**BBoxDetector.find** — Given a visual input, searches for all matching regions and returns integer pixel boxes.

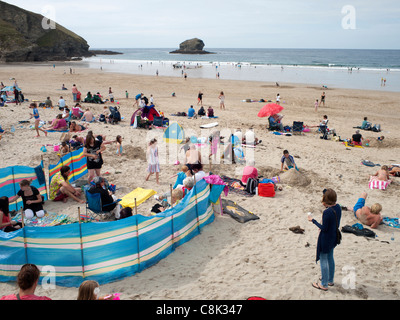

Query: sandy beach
[0,63,399,300]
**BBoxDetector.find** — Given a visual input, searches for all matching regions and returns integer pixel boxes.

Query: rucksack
[245,178,259,195]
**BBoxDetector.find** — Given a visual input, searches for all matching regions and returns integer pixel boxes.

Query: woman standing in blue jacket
[308,188,342,291]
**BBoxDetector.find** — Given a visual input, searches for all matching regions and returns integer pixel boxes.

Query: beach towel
[203,175,229,203]
[120,187,157,208]
[221,199,259,223]
[12,212,74,227]
[344,141,363,148]
[382,217,400,229]
[368,176,391,190]
[220,175,254,197]
[46,129,69,133]
[361,160,381,167]
[271,132,292,136]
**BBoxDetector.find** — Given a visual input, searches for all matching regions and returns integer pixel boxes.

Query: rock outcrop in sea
[0,1,93,62]
[170,38,214,55]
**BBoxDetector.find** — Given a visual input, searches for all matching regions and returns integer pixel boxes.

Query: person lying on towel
[369,165,391,190]
[349,192,383,229]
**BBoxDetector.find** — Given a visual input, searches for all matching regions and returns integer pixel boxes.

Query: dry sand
[0,63,399,300]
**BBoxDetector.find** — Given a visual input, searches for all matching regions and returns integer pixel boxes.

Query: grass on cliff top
[35,22,88,48]
[0,19,29,47]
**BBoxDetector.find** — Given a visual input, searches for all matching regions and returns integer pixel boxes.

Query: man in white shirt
[58,96,66,108]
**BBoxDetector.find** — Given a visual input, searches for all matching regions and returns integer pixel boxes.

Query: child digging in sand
[280,150,298,172]
[116,135,123,156]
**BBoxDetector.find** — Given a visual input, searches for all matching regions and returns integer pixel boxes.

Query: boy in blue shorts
[280,150,298,172]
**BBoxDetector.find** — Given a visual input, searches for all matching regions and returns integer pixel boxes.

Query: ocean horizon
[82,48,400,92]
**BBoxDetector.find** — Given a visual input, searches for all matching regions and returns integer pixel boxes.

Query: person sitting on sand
[71,103,84,119]
[84,92,93,103]
[45,114,68,131]
[59,141,70,157]
[77,280,115,300]
[198,106,206,116]
[58,96,66,108]
[268,114,284,131]
[88,176,121,219]
[44,97,53,108]
[207,106,214,117]
[280,150,298,172]
[361,117,371,130]
[350,192,383,229]
[49,165,84,203]
[0,196,23,232]
[352,130,363,146]
[70,135,85,150]
[188,105,197,119]
[151,189,184,215]
[190,163,207,183]
[241,160,258,186]
[0,264,51,300]
[9,179,45,220]
[155,176,194,204]
[81,108,95,122]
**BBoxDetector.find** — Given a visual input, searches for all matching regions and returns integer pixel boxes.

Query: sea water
[82,48,400,92]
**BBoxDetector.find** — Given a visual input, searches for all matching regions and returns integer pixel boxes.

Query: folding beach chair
[319,120,329,140]
[153,116,164,127]
[83,185,120,221]
[292,121,303,135]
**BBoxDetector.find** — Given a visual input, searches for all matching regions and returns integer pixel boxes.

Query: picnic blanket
[12,212,75,227]
[369,176,391,190]
[220,175,254,197]
[120,187,157,208]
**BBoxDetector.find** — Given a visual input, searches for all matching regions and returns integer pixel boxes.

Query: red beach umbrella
[257,103,284,118]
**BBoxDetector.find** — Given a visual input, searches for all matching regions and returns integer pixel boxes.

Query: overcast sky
[3,0,400,49]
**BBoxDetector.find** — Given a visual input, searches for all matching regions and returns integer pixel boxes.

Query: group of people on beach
[1,73,398,300]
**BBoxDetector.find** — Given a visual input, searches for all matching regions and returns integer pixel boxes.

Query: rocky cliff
[170,38,213,55]
[0,1,93,62]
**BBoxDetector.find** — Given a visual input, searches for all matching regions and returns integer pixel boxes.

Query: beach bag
[99,114,106,122]
[258,183,275,198]
[245,178,258,195]
[342,224,376,238]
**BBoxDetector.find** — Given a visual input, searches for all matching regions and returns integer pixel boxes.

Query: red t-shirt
[1,294,51,300]
[241,166,258,184]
